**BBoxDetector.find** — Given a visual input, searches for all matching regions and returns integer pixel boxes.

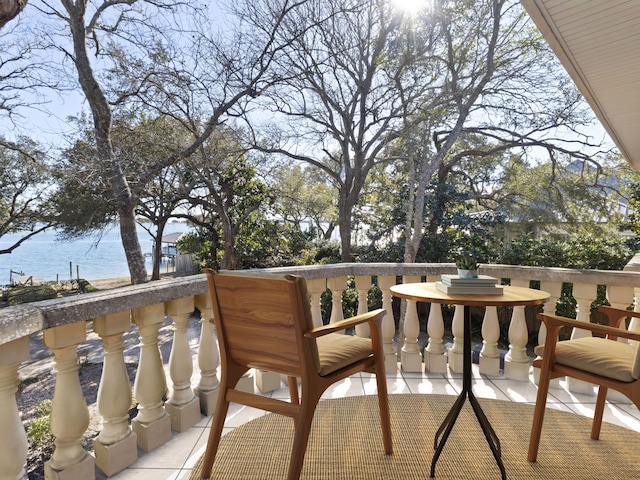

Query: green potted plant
[456,255,479,279]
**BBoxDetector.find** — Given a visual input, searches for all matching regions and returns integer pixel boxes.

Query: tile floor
[101,363,640,480]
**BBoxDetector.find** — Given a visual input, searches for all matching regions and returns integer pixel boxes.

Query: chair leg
[591,386,608,440]
[199,365,245,480]
[374,364,393,454]
[287,391,320,480]
[199,392,231,479]
[528,366,552,462]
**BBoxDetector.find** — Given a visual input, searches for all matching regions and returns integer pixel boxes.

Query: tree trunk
[151,222,166,281]
[0,0,26,29]
[64,0,148,284]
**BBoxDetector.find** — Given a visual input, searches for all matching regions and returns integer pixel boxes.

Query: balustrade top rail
[2,261,640,346]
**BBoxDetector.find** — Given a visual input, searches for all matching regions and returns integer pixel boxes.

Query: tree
[16,0,309,282]
[0,136,56,254]
[396,0,609,263]
[173,127,271,270]
[270,164,338,241]
[249,0,434,261]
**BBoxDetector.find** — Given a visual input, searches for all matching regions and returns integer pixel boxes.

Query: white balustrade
[504,278,530,381]
[327,276,347,327]
[606,285,636,403]
[194,293,220,415]
[479,306,500,376]
[43,322,94,479]
[93,311,138,476]
[447,305,465,373]
[425,302,447,373]
[400,275,422,372]
[567,283,598,394]
[165,297,201,432]
[0,336,29,480]
[131,303,171,451]
[307,278,327,328]
[534,280,563,386]
[354,275,372,338]
[4,262,640,478]
[378,275,399,373]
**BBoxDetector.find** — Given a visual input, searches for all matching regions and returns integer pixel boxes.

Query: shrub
[7,284,57,305]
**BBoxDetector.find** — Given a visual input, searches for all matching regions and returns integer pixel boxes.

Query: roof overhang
[521,0,640,170]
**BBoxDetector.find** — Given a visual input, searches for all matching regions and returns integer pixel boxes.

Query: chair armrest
[538,312,640,343]
[304,309,386,338]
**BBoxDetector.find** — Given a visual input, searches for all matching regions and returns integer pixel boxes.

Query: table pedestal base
[430,306,507,480]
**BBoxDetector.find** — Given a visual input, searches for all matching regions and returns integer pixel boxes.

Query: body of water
[0,223,190,284]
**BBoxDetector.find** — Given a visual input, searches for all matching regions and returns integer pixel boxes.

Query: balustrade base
[479,355,501,377]
[166,397,202,432]
[424,351,448,373]
[132,413,172,452]
[384,354,399,375]
[237,374,254,393]
[447,350,464,374]
[44,454,94,480]
[195,386,220,416]
[401,350,422,372]
[532,366,561,389]
[607,389,632,403]
[504,361,530,382]
[567,377,595,396]
[256,370,281,393]
[94,431,138,476]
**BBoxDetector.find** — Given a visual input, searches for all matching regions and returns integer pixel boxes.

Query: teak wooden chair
[528,305,640,462]
[200,269,393,480]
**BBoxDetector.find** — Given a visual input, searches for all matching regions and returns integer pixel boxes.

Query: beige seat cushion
[316,333,373,376]
[534,337,638,383]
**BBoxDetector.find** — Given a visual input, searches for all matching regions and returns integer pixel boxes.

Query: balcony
[2,261,640,479]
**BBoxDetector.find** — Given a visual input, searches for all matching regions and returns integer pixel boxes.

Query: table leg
[430,305,507,480]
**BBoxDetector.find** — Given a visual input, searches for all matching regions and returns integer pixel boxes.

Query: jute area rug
[190,394,640,479]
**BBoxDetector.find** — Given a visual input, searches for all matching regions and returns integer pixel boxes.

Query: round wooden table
[390,282,550,480]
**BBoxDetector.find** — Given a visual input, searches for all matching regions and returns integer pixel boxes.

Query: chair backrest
[206,270,317,377]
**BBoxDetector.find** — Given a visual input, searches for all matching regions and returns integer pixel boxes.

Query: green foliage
[27,400,55,458]
[455,255,478,270]
[77,279,97,293]
[499,232,632,270]
[297,240,342,265]
[0,136,56,245]
[7,284,57,305]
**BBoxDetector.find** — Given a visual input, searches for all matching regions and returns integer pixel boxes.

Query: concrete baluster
[0,336,29,480]
[307,278,327,328]
[194,293,220,415]
[327,276,347,327]
[504,279,530,381]
[355,275,371,338]
[607,285,637,342]
[606,285,636,403]
[479,306,500,376]
[131,303,171,452]
[533,281,563,386]
[93,312,138,476]
[567,282,598,394]
[425,302,447,373]
[447,305,465,374]
[401,275,422,372]
[165,297,201,432]
[378,275,398,373]
[43,322,94,480]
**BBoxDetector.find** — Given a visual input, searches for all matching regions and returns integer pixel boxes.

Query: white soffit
[521,0,640,169]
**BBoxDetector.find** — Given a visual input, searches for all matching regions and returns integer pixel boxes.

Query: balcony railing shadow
[2,259,640,479]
